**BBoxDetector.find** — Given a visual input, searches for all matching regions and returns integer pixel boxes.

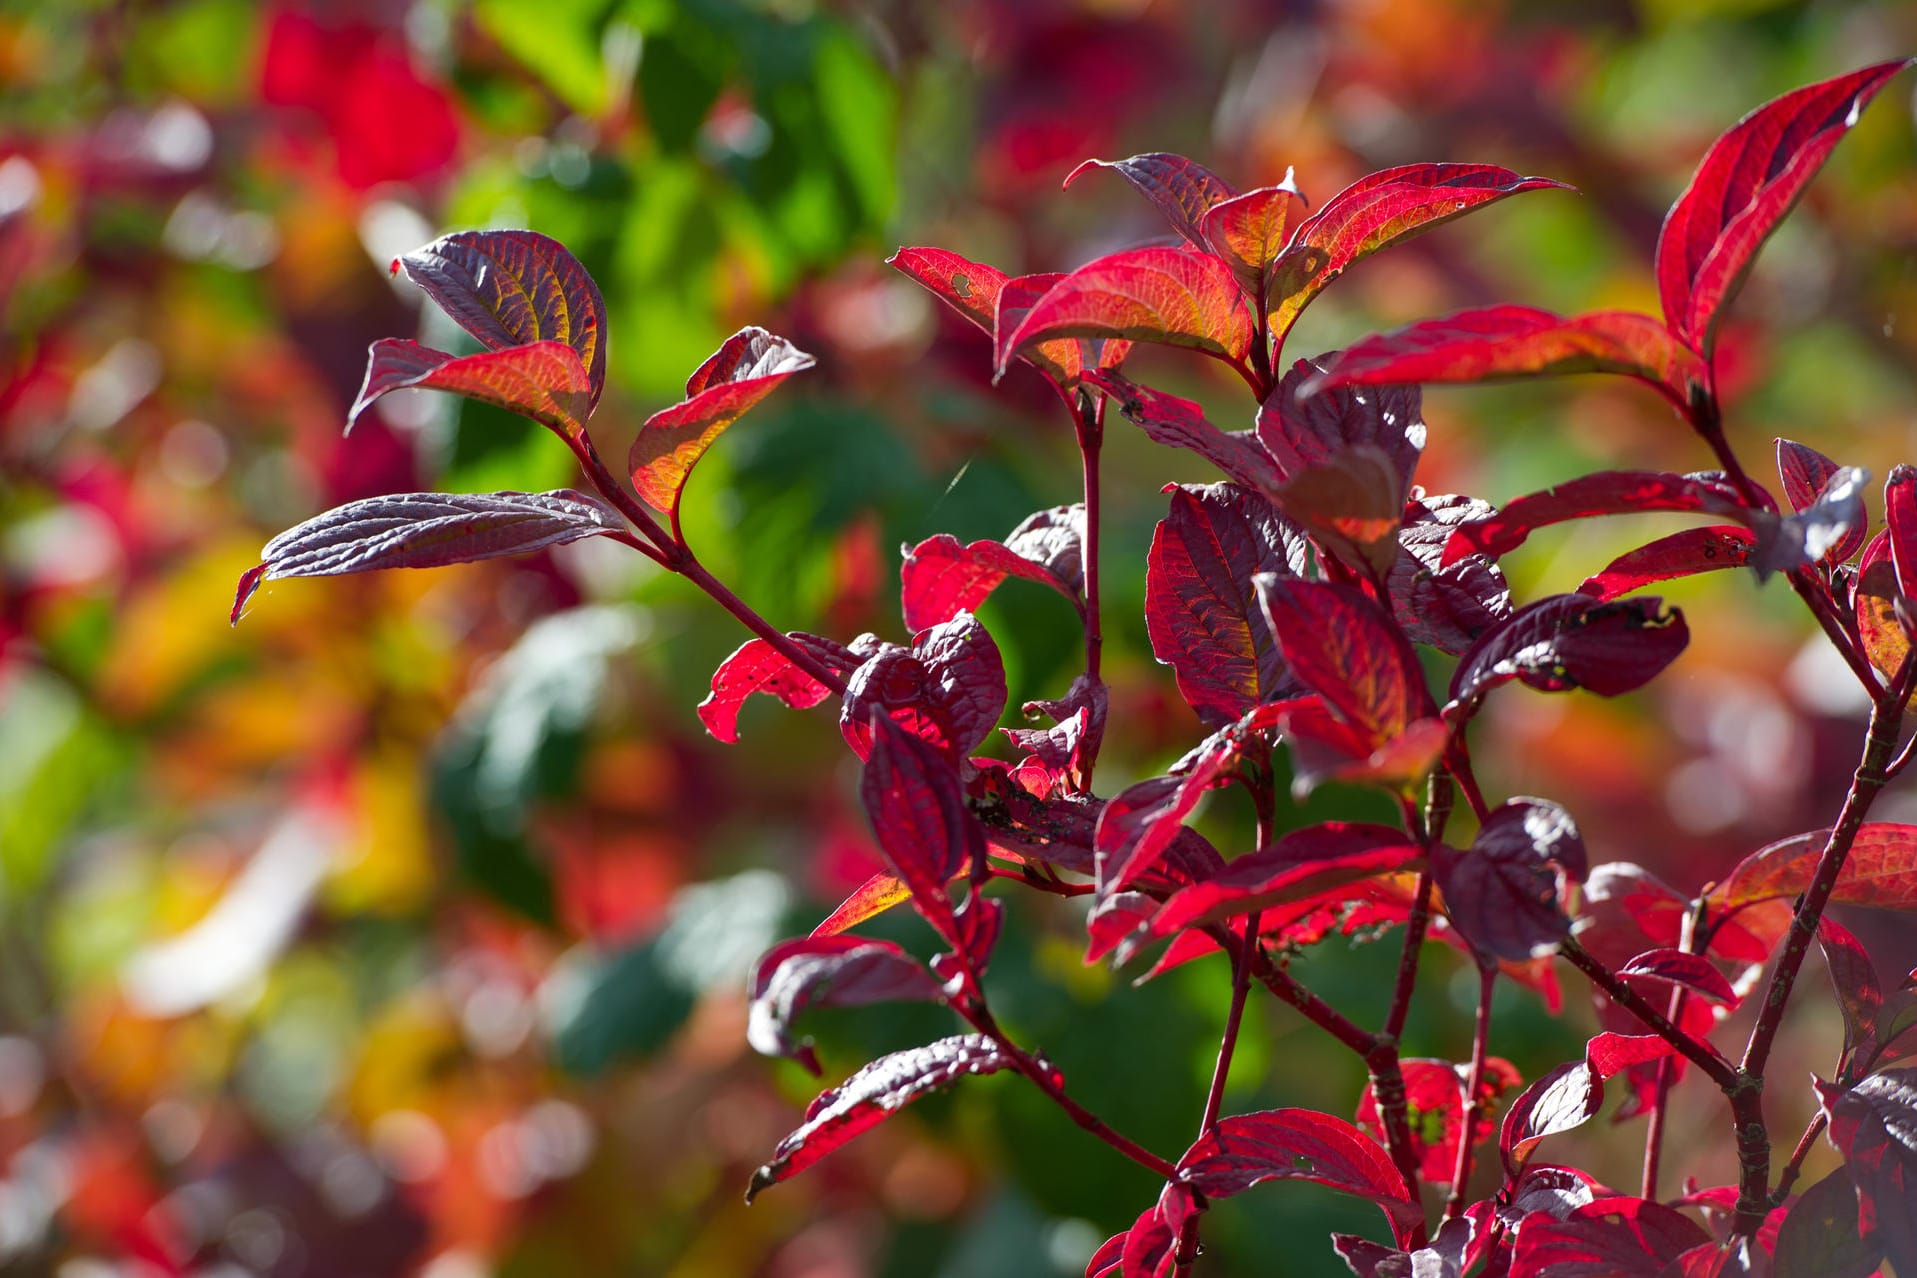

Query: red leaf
[900,513,1082,631]
[1616,948,1738,1006]
[1436,798,1587,963]
[1272,449,1413,578]
[889,247,1118,386]
[996,247,1255,377]
[995,271,1133,387]
[1708,823,1917,911]
[1177,1109,1422,1246]
[1355,1056,1522,1184]
[1817,1067,1917,1277]
[1500,1062,1601,1173]
[1094,727,1253,899]
[1256,578,1425,743]
[1778,439,1868,567]
[1309,306,1708,408]
[1268,165,1571,347]
[1277,702,1451,798]
[1198,175,1307,305]
[810,872,914,938]
[859,715,987,946]
[746,937,943,1074]
[1114,1183,1198,1278]
[1449,594,1689,708]
[1085,370,1285,492]
[1577,527,1756,601]
[1771,1167,1884,1278]
[1145,483,1307,724]
[1583,1033,1677,1082]
[1657,59,1914,355]
[840,613,1008,763]
[1819,916,1884,1079]
[1440,470,1751,567]
[697,633,869,743]
[1391,495,1514,654]
[349,338,593,440]
[1752,466,1869,578]
[1064,152,1237,248]
[1888,465,1917,603]
[230,489,622,623]
[629,326,815,514]
[1510,1196,1712,1277]
[393,230,608,407]
[1259,358,1425,504]
[744,1034,1020,1202]
[1854,529,1914,685]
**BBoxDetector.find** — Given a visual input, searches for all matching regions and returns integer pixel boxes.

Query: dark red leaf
[1007,674,1107,796]
[393,229,609,408]
[1002,505,1089,594]
[1199,175,1307,305]
[841,613,1008,763]
[1178,1109,1422,1246]
[1114,1183,1198,1278]
[1308,307,1708,409]
[1888,465,1917,602]
[1577,527,1757,601]
[1094,728,1252,899]
[1436,798,1587,962]
[1771,1167,1884,1278]
[1439,471,1751,567]
[1709,823,1917,912]
[1500,1063,1600,1173]
[1656,59,1914,355]
[1499,1165,1600,1229]
[1392,495,1513,654]
[1256,577,1425,742]
[629,326,815,514]
[1778,439,1867,567]
[1616,949,1738,1006]
[900,507,1083,632]
[349,338,592,440]
[1450,595,1689,710]
[1268,166,1572,347]
[860,714,987,945]
[746,937,943,1074]
[1752,466,1869,578]
[1064,152,1237,248]
[1819,916,1884,1080]
[1276,701,1451,798]
[1355,1057,1521,1184]
[1145,483,1308,724]
[1817,1067,1917,1277]
[230,489,622,623]
[1510,1196,1712,1277]
[1260,357,1424,494]
[744,1034,1021,1202]
[1085,370,1285,492]
[996,246,1256,377]
[697,633,869,743]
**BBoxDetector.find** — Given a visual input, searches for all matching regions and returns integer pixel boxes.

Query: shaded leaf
[1260,357,1424,493]
[1820,916,1884,1079]
[746,936,943,1074]
[697,633,869,743]
[1500,1062,1601,1172]
[1146,483,1307,724]
[1094,727,1252,899]
[1510,1196,1712,1277]
[1273,446,1415,577]
[1708,823,1917,912]
[1657,59,1915,354]
[1817,1067,1917,1277]
[1771,1167,1884,1278]
[860,714,987,945]
[1616,948,1738,1006]
[1577,527,1756,601]
[1436,798,1587,962]
[1064,151,1237,248]
[1178,1109,1422,1246]
[629,326,816,514]
[745,1034,1020,1202]
[1439,471,1751,567]
[841,613,1008,763]
[1752,466,1869,578]
[349,337,593,439]
[1392,495,1513,654]
[1086,370,1284,492]
[1778,439,1866,566]
[1449,594,1689,710]
[231,489,622,623]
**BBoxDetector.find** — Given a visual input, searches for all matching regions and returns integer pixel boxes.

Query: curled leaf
[746,936,942,1074]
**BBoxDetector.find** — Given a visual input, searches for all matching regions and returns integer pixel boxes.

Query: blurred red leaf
[1708,823,1917,912]
[1178,1109,1422,1246]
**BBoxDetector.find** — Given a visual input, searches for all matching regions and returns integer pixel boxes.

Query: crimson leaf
[1500,1061,1601,1173]
[860,713,987,947]
[1178,1109,1423,1246]
[230,489,623,623]
[1256,577,1425,742]
[629,326,815,515]
[1708,823,1917,912]
[1391,495,1513,654]
[1509,1196,1712,1277]
[697,632,871,743]
[1354,1057,1521,1185]
[349,338,594,441]
[994,271,1132,387]
[1576,527,1756,601]
[840,612,1008,763]
[744,1034,1021,1202]
[1779,439,1867,565]
[746,936,943,1075]
[1615,948,1738,1006]
[1093,723,1262,899]
[900,507,1083,632]
[888,248,1110,385]
[1819,916,1883,1080]
[1064,151,1237,248]
[1657,59,1914,356]
[1436,798,1587,963]
[1449,594,1688,710]
[1439,471,1751,567]
[1199,175,1307,306]
[1817,1067,1917,1277]
[1084,370,1284,492]
[1145,483,1307,724]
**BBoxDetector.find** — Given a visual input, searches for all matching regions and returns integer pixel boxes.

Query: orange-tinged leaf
[1709,823,1917,912]
[1198,173,1306,303]
[349,338,593,440]
[810,872,915,937]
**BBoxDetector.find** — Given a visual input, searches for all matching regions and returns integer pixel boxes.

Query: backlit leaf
[995,271,1132,386]
[1064,151,1237,248]
[349,338,593,440]
[1449,594,1688,709]
[1436,798,1587,962]
[1854,530,1914,687]
[900,512,1083,631]
[629,326,816,514]
[1888,465,1917,602]
[1256,577,1425,742]
[811,872,914,938]
[746,936,942,1074]
[1139,822,1420,941]
[1354,1056,1522,1184]
[1199,175,1306,304]
[1577,527,1756,601]
[1094,726,1253,899]
[1438,471,1750,567]
[1819,916,1883,1080]
[1708,823,1917,912]
[697,633,871,743]
[1657,59,1914,355]
[745,1034,1021,1202]
[1178,1109,1422,1246]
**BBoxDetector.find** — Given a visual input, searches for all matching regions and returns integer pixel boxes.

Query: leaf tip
[1061,157,1103,190]
[230,564,268,626]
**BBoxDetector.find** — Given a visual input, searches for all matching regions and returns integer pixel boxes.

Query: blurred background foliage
[2,0,1916,1274]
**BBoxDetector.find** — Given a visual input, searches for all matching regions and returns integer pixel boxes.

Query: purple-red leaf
[1064,152,1237,248]
[1888,465,1917,603]
[1198,174,1307,304]
[349,338,593,439]
[1260,357,1425,497]
[841,613,1008,763]
[1820,916,1884,1080]
[1753,466,1869,578]
[900,509,1083,632]
[1500,1061,1602,1173]
[1818,1066,1917,1277]
[995,246,1255,377]
[1085,370,1284,492]
[1771,1167,1884,1278]
[1093,727,1254,899]
[746,936,943,1074]
[744,1034,1021,1202]
[1449,594,1689,708]
[1440,471,1751,567]
[1509,1196,1713,1277]
[1436,798,1587,962]
[696,633,869,743]
[629,326,815,515]
[1708,823,1917,912]
[1778,439,1869,567]
[1616,948,1738,1006]
[1114,1183,1198,1278]
[393,229,609,408]
[1256,577,1425,742]
[1576,527,1756,601]
[1308,306,1708,408]
[1392,495,1513,654]
[1273,449,1414,577]
[1145,483,1307,724]
[1657,59,1914,355]
[1178,1109,1422,1246]
[230,489,622,623]
[860,714,987,945]
[1268,165,1571,347]
[1583,1033,1677,1082]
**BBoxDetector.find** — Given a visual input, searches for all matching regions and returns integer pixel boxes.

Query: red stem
[1074,389,1105,689]
[1772,1112,1828,1202]
[1175,905,1262,1276]
[1445,965,1497,1219]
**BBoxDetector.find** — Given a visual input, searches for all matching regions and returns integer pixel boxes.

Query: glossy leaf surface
[859,714,987,945]
[1178,1109,1422,1245]
[1450,595,1688,708]
[1818,1067,1917,1277]
[1436,798,1587,962]
[1500,1062,1600,1172]
[1615,949,1737,1006]
[1086,370,1283,492]
[1392,495,1513,653]
[840,613,1008,763]
[1440,471,1749,566]
[1509,1196,1711,1277]
[900,515,1082,631]
[1771,1168,1883,1278]
[1256,577,1423,742]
